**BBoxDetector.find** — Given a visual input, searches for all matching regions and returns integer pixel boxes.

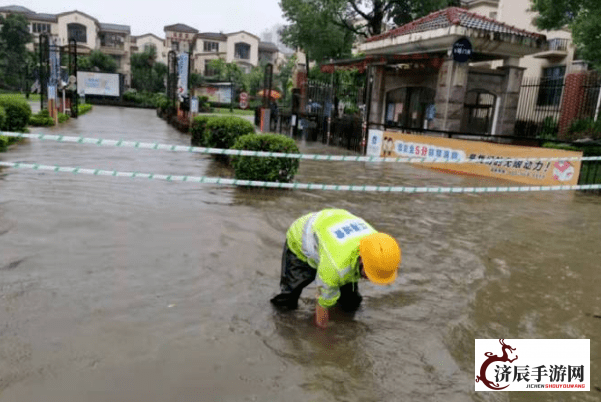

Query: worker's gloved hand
[315,304,329,329]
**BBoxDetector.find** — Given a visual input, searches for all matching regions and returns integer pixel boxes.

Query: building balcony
[100,44,126,55]
[533,38,569,59]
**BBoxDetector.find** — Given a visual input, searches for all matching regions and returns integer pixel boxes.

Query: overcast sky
[15,0,289,39]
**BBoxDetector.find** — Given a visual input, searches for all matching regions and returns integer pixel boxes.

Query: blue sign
[49,46,61,86]
[452,38,473,63]
[426,104,436,121]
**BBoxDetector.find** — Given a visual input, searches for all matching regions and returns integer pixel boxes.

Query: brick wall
[558,72,588,139]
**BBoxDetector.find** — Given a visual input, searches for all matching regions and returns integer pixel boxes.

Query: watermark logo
[475,339,589,391]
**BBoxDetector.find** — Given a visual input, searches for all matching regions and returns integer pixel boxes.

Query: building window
[234,43,250,60]
[204,60,218,76]
[172,41,180,51]
[462,90,496,134]
[67,23,87,43]
[32,23,51,33]
[489,12,497,20]
[204,41,219,52]
[537,66,565,107]
[100,33,125,49]
[144,43,157,52]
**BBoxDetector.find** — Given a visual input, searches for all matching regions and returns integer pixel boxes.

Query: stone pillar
[368,66,386,127]
[495,61,525,135]
[557,72,588,139]
[431,57,469,132]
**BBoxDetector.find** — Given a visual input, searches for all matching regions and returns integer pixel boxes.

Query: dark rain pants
[270,242,362,311]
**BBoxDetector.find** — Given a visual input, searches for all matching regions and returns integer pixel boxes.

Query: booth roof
[366,7,545,43]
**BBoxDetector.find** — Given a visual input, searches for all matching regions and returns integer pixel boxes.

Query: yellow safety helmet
[359,233,401,285]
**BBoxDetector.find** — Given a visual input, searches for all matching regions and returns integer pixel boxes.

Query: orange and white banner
[367,130,583,186]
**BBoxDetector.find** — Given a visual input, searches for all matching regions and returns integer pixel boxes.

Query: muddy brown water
[0,106,600,402]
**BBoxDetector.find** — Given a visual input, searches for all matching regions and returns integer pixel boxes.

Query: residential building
[462,0,586,78]
[131,33,167,64]
[0,5,132,85]
[157,24,297,77]
[0,4,301,89]
[0,5,59,48]
[462,0,596,136]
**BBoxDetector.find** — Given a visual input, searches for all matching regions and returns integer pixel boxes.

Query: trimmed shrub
[58,112,70,123]
[77,103,93,115]
[0,97,32,132]
[190,115,213,146]
[231,133,300,183]
[0,135,8,152]
[0,106,6,130]
[568,118,601,141]
[204,116,255,151]
[29,109,54,126]
[542,142,601,156]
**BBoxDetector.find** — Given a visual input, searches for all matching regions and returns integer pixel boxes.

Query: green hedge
[0,97,32,132]
[29,110,71,126]
[204,116,255,151]
[77,103,93,115]
[190,115,213,146]
[0,106,6,130]
[542,142,601,156]
[0,135,8,152]
[0,133,19,152]
[58,112,69,123]
[29,109,54,126]
[231,134,300,182]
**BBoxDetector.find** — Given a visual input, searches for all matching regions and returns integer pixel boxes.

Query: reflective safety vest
[286,209,377,308]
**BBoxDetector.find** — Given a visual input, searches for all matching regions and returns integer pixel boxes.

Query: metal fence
[515,74,601,138]
[515,76,564,138]
[299,79,366,152]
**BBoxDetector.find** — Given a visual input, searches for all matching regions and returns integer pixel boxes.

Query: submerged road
[1,106,600,401]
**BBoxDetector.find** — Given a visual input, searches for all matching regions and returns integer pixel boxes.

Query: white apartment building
[462,0,587,79]
[0,5,299,88]
[131,33,168,65]
[0,5,132,85]
[159,23,286,76]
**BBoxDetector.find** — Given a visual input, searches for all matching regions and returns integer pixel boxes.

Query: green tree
[279,0,459,63]
[276,54,297,102]
[78,50,118,73]
[279,0,355,63]
[130,47,166,92]
[0,14,32,89]
[241,65,265,96]
[530,0,601,70]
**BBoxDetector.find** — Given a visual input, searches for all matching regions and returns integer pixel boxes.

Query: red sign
[239,92,248,109]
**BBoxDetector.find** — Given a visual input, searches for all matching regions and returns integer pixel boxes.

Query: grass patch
[212,107,254,116]
[0,93,41,102]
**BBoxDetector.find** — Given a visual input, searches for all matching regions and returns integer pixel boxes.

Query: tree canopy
[130,47,167,93]
[279,0,355,63]
[0,13,32,89]
[79,50,118,74]
[531,0,601,70]
[279,0,460,63]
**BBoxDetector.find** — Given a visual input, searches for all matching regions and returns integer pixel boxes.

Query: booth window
[462,90,496,134]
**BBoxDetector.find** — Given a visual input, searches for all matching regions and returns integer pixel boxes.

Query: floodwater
[0,106,599,402]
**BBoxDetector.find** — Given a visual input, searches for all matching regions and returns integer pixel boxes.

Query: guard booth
[321,7,549,141]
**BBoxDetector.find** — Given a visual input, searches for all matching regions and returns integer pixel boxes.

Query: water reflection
[0,106,600,401]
